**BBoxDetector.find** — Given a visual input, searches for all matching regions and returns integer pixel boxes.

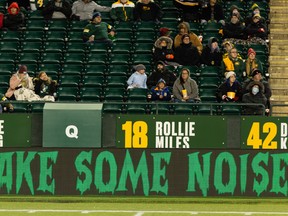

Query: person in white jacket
[71,0,111,21]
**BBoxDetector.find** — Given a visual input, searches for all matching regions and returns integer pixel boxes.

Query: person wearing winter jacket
[3,2,25,30]
[42,0,72,20]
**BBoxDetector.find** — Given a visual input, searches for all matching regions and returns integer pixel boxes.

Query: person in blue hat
[82,11,115,44]
[149,78,171,101]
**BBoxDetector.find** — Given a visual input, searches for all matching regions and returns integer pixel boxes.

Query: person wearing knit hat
[245,48,263,78]
[222,12,245,39]
[242,67,272,112]
[82,11,115,44]
[201,37,223,66]
[3,2,25,30]
[159,27,172,37]
[217,71,242,102]
[149,78,171,101]
[153,36,178,66]
[245,11,268,40]
[127,64,147,89]
[134,0,163,22]
[71,0,111,21]
[18,65,28,74]
[42,0,72,20]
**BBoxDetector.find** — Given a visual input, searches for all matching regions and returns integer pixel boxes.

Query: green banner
[0,114,31,147]
[241,117,288,150]
[116,115,227,148]
[43,103,102,147]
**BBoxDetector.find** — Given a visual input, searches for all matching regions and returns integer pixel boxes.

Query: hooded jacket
[245,19,268,40]
[221,49,245,79]
[216,76,242,102]
[153,36,175,63]
[134,0,162,21]
[147,61,177,88]
[174,22,203,53]
[242,81,267,115]
[201,37,222,66]
[4,2,25,30]
[110,0,135,21]
[173,69,200,101]
[223,17,245,39]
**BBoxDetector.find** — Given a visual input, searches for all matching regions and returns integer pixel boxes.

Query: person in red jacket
[3,2,25,30]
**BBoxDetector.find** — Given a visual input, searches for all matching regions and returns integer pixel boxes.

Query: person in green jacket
[110,0,135,22]
[82,12,115,44]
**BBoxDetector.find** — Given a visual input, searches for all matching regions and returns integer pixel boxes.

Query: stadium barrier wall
[0,149,287,197]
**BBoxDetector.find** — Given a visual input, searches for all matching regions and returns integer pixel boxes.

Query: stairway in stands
[269,0,288,116]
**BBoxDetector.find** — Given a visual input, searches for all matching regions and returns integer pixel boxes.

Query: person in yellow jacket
[221,47,245,82]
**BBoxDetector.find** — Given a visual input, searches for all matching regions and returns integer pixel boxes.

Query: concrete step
[270,89,288,97]
[270,56,288,61]
[270,1,288,6]
[269,67,288,74]
[270,29,288,34]
[269,23,288,29]
[270,17,288,23]
[270,36,288,42]
[270,79,288,87]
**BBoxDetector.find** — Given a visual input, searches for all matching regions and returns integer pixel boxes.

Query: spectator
[245,48,263,78]
[82,12,115,44]
[159,27,172,38]
[228,5,244,23]
[201,37,222,66]
[134,0,162,22]
[33,71,58,102]
[245,14,268,40]
[71,0,111,21]
[3,2,25,31]
[216,71,242,103]
[221,47,245,80]
[244,3,266,26]
[200,0,225,26]
[147,61,177,88]
[42,0,72,20]
[242,81,267,115]
[5,65,41,101]
[174,22,202,54]
[110,0,135,22]
[222,41,243,59]
[7,0,30,11]
[173,68,200,102]
[222,14,245,40]
[127,64,147,89]
[175,34,200,66]
[149,79,171,101]
[173,0,201,22]
[153,36,178,66]
[242,68,271,113]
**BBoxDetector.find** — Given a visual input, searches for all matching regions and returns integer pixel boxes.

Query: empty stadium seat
[80,87,102,102]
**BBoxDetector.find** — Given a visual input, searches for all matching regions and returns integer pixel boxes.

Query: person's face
[225,43,232,52]
[139,69,145,74]
[210,0,216,6]
[211,41,218,49]
[93,16,101,23]
[142,0,150,4]
[253,9,260,14]
[10,7,17,15]
[120,0,128,3]
[160,40,167,47]
[158,82,165,89]
[253,73,262,81]
[231,16,239,24]
[157,64,164,71]
[230,49,238,58]
[181,70,189,80]
[253,16,260,23]
[229,75,236,83]
[183,36,190,44]
[40,73,48,81]
[179,27,187,34]
[249,53,256,60]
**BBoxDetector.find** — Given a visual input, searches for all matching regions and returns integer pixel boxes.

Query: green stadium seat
[38,63,60,76]
[62,64,83,76]
[70,20,89,31]
[22,31,45,42]
[87,53,107,64]
[85,64,106,76]
[0,63,15,75]
[1,30,22,41]
[60,75,81,87]
[28,10,44,20]
[43,41,65,53]
[114,31,134,43]
[67,31,83,42]
[134,42,154,54]
[57,87,79,101]
[41,53,63,64]
[66,42,88,53]
[134,31,155,43]
[0,86,8,95]
[158,21,179,32]
[198,66,221,77]
[106,76,127,88]
[199,88,217,102]
[21,41,42,52]
[63,53,85,64]
[89,43,109,54]
[127,88,148,101]
[26,20,47,30]
[195,104,218,115]
[23,63,39,76]
[202,22,222,33]
[48,20,68,31]
[110,54,131,65]
[220,104,241,115]
[0,53,17,63]
[111,43,131,54]
[173,103,194,115]
[0,75,11,87]
[103,88,126,101]
[80,87,102,102]
[132,54,153,65]
[135,22,157,32]
[126,103,147,114]
[114,22,134,32]
[18,52,40,64]
[0,41,19,52]
[46,30,66,42]
[102,103,123,113]
[10,102,30,113]
[162,11,180,21]
[107,65,130,76]
[149,103,171,114]
[83,75,104,88]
